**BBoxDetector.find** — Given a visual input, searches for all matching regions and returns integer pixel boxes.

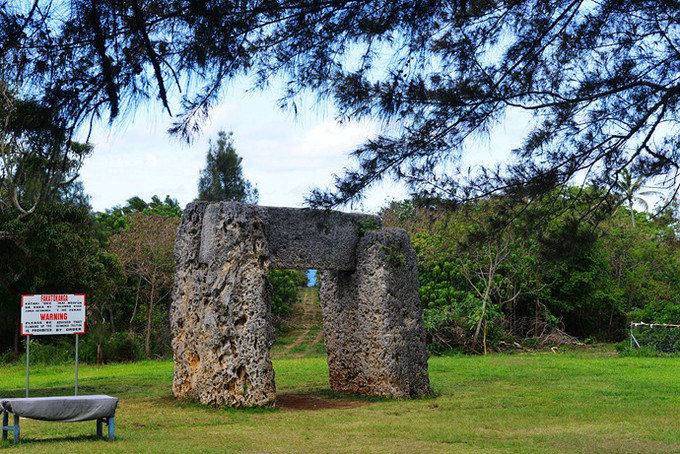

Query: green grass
[1,350,679,453]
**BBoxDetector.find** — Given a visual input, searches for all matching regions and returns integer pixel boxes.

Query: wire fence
[629,322,680,354]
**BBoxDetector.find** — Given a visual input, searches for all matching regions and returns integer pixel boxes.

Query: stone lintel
[259,205,380,270]
[191,201,381,271]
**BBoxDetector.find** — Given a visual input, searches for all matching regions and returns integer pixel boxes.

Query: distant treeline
[2,186,678,362]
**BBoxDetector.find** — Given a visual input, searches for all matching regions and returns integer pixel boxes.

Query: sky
[80,78,532,215]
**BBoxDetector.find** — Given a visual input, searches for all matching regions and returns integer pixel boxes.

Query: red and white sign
[21,294,86,336]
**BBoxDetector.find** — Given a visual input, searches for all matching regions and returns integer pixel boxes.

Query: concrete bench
[0,395,118,444]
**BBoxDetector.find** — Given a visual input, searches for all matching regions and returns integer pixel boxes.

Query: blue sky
[80,77,531,214]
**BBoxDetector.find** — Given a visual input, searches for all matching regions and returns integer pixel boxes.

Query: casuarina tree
[0,83,91,286]
[197,131,258,204]
[0,1,677,210]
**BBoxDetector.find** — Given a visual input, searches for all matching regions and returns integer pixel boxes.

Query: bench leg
[1,410,7,442]
[13,414,19,445]
[107,416,114,441]
[97,418,103,437]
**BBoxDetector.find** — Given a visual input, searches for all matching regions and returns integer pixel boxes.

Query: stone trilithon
[171,202,430,407]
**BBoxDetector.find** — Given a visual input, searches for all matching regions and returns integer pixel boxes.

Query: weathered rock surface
[171,202,275,407]
[260,206,380,270]
[171,201,430,407]
[319,228,430,398]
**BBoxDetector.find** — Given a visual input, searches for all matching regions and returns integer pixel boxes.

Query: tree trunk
[472,269,493,348]
[535,298,540,335]
[145,279,156,358]
[629,198,635,226]
[473,297,487,349]
[483,320,488,355]
[109,306,116,334]
[129,275,142,329]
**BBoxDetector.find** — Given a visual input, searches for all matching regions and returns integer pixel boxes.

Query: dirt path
[274,287,325,357]
[279,289,315,355]
[310,328,324,347]
[276,393,368,411]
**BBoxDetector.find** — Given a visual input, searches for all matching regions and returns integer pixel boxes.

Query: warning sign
[21,294,86,336]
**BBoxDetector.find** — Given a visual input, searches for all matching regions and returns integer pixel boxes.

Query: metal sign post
[25,336,30,398]
[75,334,79,396]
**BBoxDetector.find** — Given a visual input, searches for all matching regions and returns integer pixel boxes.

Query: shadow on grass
[308,388,389,403]
[2,385,429,418]
[159,388,391,414]
[157,395,279,415]
[276,392,370,411]
[2,433,111,447]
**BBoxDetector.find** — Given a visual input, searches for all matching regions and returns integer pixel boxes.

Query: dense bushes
[17,338,77,366]
[78,332,145,363]
[616,323,680,357]
[269,269,308,318]
[383,190,680,354]
[5,334,145,366]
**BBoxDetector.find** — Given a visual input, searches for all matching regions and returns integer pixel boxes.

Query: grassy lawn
[0,350,678,453]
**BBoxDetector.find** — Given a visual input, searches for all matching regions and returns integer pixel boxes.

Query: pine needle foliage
[0,1,677,209]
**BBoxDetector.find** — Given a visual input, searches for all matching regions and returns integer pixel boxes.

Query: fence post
[75,334,79,396]
[630,323,633,349]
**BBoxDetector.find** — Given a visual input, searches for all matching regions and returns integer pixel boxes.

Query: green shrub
[106,332,145,362]
[269,269,307,317]
[0,350,12,365]
[616,343,680,358]
[79,332,144,363]
[628,302,680,325]
[422,294,505,354]
[19,338,76,365]
[423,306,465,354]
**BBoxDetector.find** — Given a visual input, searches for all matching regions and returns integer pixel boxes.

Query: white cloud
[79,86,406,213]
[79,84,530,214]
